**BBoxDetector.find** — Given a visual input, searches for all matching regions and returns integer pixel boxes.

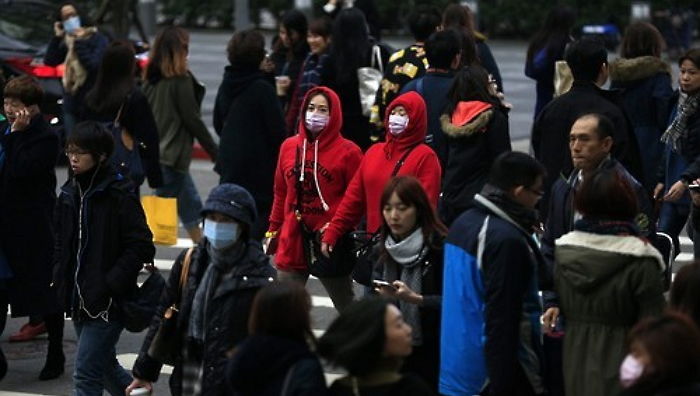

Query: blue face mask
[203,219,241,250]
[63,16,81,35]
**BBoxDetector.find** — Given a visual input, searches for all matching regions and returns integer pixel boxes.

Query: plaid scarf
[661,91,700,153]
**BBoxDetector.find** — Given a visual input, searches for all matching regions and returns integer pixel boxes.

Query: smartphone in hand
[373,279,397,290]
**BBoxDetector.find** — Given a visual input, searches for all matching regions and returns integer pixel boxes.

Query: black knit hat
[201,183,257,227]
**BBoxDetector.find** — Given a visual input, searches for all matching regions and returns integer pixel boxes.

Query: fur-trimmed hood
[440,100,493,138]
[609,56,671,83]
[555,230,664,292]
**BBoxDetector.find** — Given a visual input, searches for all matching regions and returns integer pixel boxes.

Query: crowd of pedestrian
[0,1,700,395]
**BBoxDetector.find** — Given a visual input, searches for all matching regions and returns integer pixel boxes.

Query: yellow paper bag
[141,195,178,245]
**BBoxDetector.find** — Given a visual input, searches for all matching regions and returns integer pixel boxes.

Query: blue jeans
[155,165,203,230]
[658,200,699,257]
[73,319,132,396]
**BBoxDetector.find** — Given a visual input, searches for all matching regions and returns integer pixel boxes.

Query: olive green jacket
[555,231,666,396]
[143,72,218,171]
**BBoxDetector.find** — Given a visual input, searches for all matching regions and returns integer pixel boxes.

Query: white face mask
[619,354,645,388]
[305,112,329,136]
[388,114,409,136]
[63,16,81,35]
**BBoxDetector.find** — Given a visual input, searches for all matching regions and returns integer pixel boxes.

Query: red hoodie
[322,91,442,247]
[268,86,363,271]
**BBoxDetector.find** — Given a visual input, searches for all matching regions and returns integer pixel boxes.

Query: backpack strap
[391,144,419,177]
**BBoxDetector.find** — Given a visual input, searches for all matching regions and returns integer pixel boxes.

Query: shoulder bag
[357,45,384,117]
[147,247,194,366]
[118,264,166,333]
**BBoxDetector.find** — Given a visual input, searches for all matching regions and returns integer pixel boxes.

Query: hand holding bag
[119,264,166,333]
[147,247,194,366]
[141,195,178,245]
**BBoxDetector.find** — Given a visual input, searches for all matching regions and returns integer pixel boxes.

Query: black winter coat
[226,335,328,396]
[213,66,286,211]
[43,32,108,116]
[80,87,164,188]
[132,242,276,396]
[0,116,59,316]
[531,80,643,215]
[439,102,511,225]
[610,56,673,191]
[52,166,155,318]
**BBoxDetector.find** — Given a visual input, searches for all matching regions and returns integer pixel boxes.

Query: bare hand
[690,179,700,207]
[541,307,560,334]
[54,21,65,37]
[653,183,665,200]
[125,378,152,395]
[320,242,332,258]
[664,180,687,202]
[73,27,86,38]
[275,76,291,96]
[392,280,422,304]
[11,108,31,132]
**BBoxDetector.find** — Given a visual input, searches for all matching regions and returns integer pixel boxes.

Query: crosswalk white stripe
[149,258,321,280]
[680,236,693,247]
[676,252,693,262]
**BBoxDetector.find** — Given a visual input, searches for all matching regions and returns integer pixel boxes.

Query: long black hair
[444,65,498,116]
[331,8,372,84]
[317,297,390,376]
[526,6,576,64]
[85,40,135,116]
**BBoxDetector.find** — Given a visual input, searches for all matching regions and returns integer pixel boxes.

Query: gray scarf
[661,91,700,153]
[188,241,245,342]
[383,228,427,346]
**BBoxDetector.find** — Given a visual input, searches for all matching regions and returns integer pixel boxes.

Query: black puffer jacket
[52,166,155,318]
[439,101,511,225]
[132,242,276,396]
[226,335,328,396]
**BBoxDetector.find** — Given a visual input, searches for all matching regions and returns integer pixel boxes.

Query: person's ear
[602,136,613,152]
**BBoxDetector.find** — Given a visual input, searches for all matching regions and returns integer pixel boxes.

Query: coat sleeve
[132,248,189,382]
[322,160,367,247]
[487,110,512,157]
[478,42,504,92]
[73,33,108,73]
[482,236,532,395]
[43,36,67,66]
[104,192,156,297]
[413,149,442,208]
[174,76,219,161]
[268,142,290,232]
[125,91,163,188]
[632,258,666,319]
[2,130,58,180]
[212,84,229,136]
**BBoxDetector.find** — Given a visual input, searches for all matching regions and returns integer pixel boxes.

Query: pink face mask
[619,354,645,388]
[388,114,409,136]
[305,112,329,136]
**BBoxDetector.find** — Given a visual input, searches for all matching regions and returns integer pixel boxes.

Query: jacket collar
[610,56,671,83]
[556,230,665,271]
[440,100,493,138]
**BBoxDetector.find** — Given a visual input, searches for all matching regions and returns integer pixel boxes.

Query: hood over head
[610,56,671,83]
[383,91,428,152]
[297,85,343,148]
[440,100,494,138]
[555,230,664,292]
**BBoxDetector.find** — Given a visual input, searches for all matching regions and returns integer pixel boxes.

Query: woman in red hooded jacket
[321,91,442,253]
[266,86,363,311]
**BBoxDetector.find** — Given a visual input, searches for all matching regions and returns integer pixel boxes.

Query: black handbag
[118,264,166,333]
[350,231,381,286]
[147,247,194,366]
[300,223,356,278]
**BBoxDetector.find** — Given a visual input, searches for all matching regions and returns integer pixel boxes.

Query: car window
[0,2,54,47]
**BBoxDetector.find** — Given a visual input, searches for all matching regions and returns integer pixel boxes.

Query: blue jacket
[440,194,544,396]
